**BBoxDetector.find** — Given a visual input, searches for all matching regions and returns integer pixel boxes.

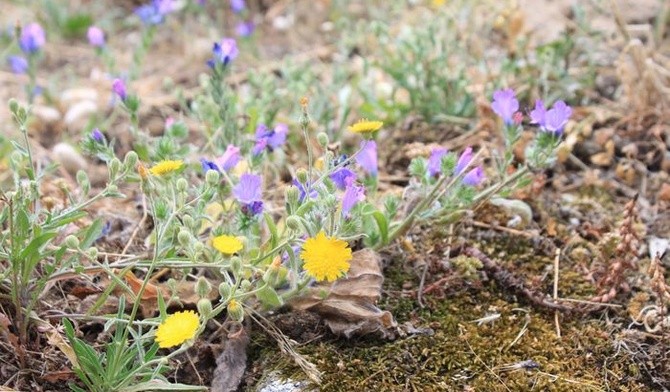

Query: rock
[256,372,308,392]
[64,100,98,131]
[489,197,533,228]
[52,143,88,174]
[31,105,61,124]
[60,88,99,106]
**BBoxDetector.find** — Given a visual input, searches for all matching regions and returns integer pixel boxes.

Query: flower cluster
[136,0,177,25]
[530,100,573,135]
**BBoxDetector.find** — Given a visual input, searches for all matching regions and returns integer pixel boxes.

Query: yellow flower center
[149,160,184,176]
[348,119,383,134]
[212,235,243,255]
[300,231,352,282]
[155,310,200,348]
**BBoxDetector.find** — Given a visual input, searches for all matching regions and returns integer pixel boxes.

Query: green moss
[247,233,652,391]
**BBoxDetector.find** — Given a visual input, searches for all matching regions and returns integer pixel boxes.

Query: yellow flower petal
[300,231,352,282]
[155,310,199,348]
[348,119,383,134]
[212,235,243,255]
[149,160,183,176]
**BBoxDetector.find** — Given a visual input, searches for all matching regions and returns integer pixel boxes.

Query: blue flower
[462,167,485,187]
[341,178,365,217]
[428,147,448,177]
[230,0,245,13]
[233,173,262,204]
[208,38,239,68]
[292,179,317,203]
[236,21,255,37]
[491,88,519,125]
[355,140,377,176]
[455,147,473,175]
[7,56,28,74]
[330,168,356,190]
[252,123,287,155]
[530,100,572,135]
[91,128,104,143]
[19,23,45,54]
[136,0,176,25]
[87,26,105,47]
[112,78,127,101]
[200,158,219,173]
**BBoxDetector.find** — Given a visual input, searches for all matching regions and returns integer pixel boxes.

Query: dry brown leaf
[123,270,164,301]
[290,249,397,339]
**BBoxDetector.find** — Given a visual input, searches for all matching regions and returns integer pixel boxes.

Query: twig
[553,248,561,338]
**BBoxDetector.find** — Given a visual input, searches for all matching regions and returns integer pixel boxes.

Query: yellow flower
[300,231,352,282]
[348,119,383,134]
[155,310,199,348]
[212,235,243,255]
[149,160,183,176]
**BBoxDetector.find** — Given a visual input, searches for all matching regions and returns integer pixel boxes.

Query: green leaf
[255,285,283,309]
[370,211,389,247]
[80,218,103,249]
[20,231,58,276]
[263,212,278,249]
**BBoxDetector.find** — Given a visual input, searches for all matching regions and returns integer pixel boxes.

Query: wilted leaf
[290,249,397,338]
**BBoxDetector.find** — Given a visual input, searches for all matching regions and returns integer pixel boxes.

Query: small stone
[53,143,88,174]
[61,88,99,106]
[31,105,61,124]
[64,100,98,130]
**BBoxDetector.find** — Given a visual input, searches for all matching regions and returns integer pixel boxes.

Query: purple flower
[236,21,255,37]
[341,178,365,217]
[200,158,219,172]
[455,147,473,175]
[230,0,245,13]
[428,147,448,177]
[330,168,356,190]
[91,128,104,143]
[215,144,241,171]
[233,173,262,204]
[529,100,546,126]
[87,26,105,47]
[112,79,127,101]
[292,179,317,203]
[7,56,28,74]
[19,23,45,54]
[208,38,238,68]
[530,100,572,135]
[253,123,287,155]
[491,88,519,125]
[355,140,377,176]
[136,0,176,25]
[462,167,485,186]
[241,200,263,216]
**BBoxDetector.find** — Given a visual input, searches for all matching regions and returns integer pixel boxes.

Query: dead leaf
[123,270,163,301]
[211,325,249,392]
[290,249,397,338]
[41,367,74,383]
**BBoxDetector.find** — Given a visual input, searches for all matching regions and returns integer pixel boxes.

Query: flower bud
[316,132,329,148]
[230,256,242,275]
[286,215,301,231]
[109,158,122,178]
[64,235,80,249]
[87,246,98,259]
[176,178,188,193]
[183,214,194,228]
[195,277,212,298]
[177,229,191,247]
[218,282,232,299]
[193,241,204,253]
[76,170,90,195]
[8,98,19,115]
[285,185,299,206]
[296,168,308,184]
[227,299,244,322]
[167,278,178,292]
[205,169,220,185]
[197,298,213,318]
[240,279,251,291]
[124,151,138,169]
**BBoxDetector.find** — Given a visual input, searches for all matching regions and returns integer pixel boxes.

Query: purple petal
[491,88,519,124]
[356,140,377,176]
[342,179,365,216]
[529,100,546,126]
[428,147,448,177]
[215,144,241,171]
[330,168,356,190]
[233,173,262,204]
[455,147,473,175]
[462,167,485,186]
